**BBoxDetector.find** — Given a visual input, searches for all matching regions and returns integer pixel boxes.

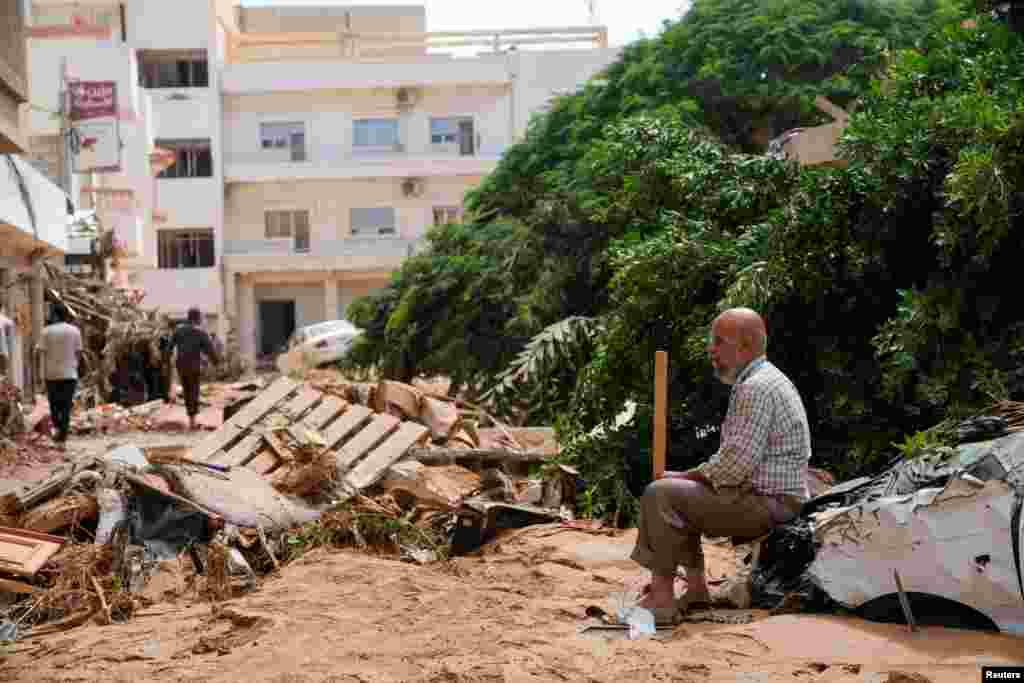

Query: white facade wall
[125,0,212,51]
[135,266,220,316]
[149,89,216,140]
[509,48,621,138]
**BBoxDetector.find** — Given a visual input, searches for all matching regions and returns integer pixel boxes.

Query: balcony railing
[0,1,28,101]
[26,3,122,40]
[224,236,419,259]
[227,26,609,63]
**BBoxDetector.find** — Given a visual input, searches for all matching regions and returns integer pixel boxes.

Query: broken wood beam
[406,448,553,467]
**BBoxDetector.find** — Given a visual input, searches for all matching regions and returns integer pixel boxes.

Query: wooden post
[653,350,668,480]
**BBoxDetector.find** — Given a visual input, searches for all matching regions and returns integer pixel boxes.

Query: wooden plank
[303,396,348,430]
[344,422,429,491]
[279,388,322,422]
[220,433,264,468]
[247,451,280,476]
[0,577,40,595]
[0,527,65,577]
[335,414,400,475]
[190,377,298,462]
[322,405,373,450]
[407,447,552,466]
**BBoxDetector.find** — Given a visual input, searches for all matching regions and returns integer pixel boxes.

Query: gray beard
[714,366,738,385]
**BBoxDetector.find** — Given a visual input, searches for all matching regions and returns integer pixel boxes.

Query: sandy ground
[3,521,1022,683]
[1,386,1022,682]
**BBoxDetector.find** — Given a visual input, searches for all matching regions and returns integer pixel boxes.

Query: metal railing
[228,26,609,63]
[224,236,419,259]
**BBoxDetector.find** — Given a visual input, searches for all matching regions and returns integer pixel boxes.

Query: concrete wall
[134,266,220,316]
[126,0,211,50]
[149,88,216,140]
[238,5,426,37]
[509,48,620,139]
[154,178,220,231]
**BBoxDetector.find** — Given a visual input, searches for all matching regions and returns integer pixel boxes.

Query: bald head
[707,308,768,384]
[715,308,767,353]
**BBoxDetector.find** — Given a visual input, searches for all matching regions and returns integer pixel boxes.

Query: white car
[276,319,363,373]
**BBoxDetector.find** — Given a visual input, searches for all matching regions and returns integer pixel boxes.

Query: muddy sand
[3,523,1021,683]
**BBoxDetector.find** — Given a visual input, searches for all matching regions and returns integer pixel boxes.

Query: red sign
[68,81,120,173]
[69,81,117,121]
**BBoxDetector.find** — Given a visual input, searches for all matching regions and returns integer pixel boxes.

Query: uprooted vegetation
[344,0,1024,523]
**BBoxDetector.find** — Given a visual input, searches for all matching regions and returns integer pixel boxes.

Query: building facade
[1,0,69,393]
[25,1,620,363]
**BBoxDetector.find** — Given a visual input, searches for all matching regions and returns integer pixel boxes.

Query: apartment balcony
[223,236,418,273]
[225,147,502,184]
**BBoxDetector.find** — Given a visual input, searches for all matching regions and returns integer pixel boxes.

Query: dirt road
[3,522,1022,683]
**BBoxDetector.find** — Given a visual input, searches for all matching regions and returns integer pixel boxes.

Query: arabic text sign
[69,80,120,172]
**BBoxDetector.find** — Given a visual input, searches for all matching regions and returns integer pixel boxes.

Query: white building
[2,0,69,393]
[25,1,621,363]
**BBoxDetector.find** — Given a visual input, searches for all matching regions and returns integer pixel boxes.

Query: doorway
[259,300,296,355]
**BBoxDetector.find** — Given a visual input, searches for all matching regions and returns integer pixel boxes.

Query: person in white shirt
[38,306,83,445]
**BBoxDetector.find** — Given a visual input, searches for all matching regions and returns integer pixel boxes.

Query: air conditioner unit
[401,178,424,198]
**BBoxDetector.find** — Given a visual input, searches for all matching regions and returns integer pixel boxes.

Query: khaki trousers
[630,478,803,575]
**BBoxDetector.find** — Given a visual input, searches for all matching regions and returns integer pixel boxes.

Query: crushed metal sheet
[784,429,1024,636]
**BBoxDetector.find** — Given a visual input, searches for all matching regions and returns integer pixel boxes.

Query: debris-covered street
[0,373,1022,682]
[3,519,1024,683]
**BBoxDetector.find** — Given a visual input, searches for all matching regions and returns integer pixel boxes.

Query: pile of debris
[739,411,1024,636]
[0,373,574,640]
[40,264,245,410]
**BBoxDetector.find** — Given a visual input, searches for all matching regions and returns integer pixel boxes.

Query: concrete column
[324,274,339,321]
[29,257,44,393]
[237,275,256,362]
[219,266,235,341]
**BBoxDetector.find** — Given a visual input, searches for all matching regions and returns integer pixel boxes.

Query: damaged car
[750,421,1024,635]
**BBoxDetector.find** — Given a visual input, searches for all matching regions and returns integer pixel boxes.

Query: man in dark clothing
[158,319,176,403]
[168,308,219,430]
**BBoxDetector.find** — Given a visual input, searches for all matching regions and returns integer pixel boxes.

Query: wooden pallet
[189,376,428,499]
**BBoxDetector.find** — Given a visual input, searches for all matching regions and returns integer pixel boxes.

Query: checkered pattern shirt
[697,357,812,499]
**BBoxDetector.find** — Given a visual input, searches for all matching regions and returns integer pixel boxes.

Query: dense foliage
[346,0,1024,523]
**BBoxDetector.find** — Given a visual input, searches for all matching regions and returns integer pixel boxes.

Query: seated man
[631,307,811,622]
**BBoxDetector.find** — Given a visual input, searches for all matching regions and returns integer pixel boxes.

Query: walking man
[167,308,219,430]
[632,308,812,623]
[39,306,83,446]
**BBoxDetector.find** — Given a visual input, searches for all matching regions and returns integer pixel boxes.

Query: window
[353,119,400,148]
[430,117,475,156]
[138,50,209,88]
[264,210,311,252]
[157,229,215,269]
[350,207,396,236]
[259,122,306,162]
[432,206,462,226]
[156,139,213,179]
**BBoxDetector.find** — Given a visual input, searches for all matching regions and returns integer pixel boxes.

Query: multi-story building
[1,0,69,393]
[25,1,620,364]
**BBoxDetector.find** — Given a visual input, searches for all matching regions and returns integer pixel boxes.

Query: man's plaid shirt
[697,357,812,499]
